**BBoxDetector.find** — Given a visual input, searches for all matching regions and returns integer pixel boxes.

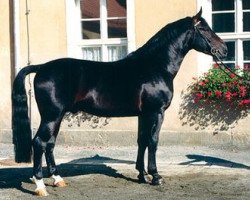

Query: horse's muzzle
[212,44,228,60]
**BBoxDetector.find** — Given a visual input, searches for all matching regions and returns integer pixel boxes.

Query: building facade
[0,0,249,146]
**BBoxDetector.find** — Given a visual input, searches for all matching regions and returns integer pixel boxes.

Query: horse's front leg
[136,116,150,183]
[147,111,164,185]
[136,111,164,185]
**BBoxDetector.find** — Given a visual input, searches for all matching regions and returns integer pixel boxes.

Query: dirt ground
[0,144,250,200]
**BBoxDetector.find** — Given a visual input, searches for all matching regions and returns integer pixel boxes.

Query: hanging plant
[179,65,250,132]
[190,64,250,107]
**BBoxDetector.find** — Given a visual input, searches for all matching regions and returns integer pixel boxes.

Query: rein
[194,21,250,84]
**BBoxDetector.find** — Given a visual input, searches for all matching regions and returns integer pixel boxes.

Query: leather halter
[194,21,250,84]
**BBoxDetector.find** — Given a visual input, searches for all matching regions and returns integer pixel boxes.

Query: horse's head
[192,8,227,59]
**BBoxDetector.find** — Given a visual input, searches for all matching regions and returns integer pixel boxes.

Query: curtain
[108,45,127,61]
[82,45,127,61]
[82,47,101,61]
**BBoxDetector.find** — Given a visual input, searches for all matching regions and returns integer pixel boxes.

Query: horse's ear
[193,7,202,24]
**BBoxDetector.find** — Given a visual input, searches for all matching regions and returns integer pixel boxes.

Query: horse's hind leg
[44,119,66,187]
[31,115,64,196]
[31,121,52,196]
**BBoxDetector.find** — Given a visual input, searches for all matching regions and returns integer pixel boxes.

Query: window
[197,0,250,71]
[66,0,135,62]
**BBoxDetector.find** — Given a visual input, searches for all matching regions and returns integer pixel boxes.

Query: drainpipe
[11,0,33,132]
[11,0,21,76]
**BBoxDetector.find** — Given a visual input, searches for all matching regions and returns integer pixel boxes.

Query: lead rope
[213,53,250,85]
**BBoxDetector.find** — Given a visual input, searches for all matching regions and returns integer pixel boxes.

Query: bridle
[194,21,250,84]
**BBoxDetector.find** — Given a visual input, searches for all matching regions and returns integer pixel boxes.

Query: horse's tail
[12,65,40,163]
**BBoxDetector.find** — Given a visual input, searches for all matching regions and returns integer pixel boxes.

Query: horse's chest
[139,82,173,110]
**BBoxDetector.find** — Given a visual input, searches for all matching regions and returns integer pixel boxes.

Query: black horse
[12,9,227,196]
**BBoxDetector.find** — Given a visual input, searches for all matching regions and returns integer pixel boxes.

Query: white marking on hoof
[30,176,48,196]
[35,188,49,196]
[52,175,66,187]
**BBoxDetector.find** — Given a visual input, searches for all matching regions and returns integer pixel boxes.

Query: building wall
[19,0,68,131]
[0,0,68,142]
[1,0,249,145]
[0,1,12,136]
[19,0,67,66]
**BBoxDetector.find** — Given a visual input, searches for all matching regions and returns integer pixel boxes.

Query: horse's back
[33,58,141,117]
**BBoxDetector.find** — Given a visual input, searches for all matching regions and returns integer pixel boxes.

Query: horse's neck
[127,19,194,78]
[136,24,193,77]
[162,30,193,77]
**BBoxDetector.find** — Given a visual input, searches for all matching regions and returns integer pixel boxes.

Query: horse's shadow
[58,155,137,181]
[179,154,250,170]
[0,155,137,195]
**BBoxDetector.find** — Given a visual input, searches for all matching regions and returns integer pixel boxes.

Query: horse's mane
[127,17,193,59]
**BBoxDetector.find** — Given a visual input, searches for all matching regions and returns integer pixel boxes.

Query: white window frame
[197,0,250,73]
[65,0,135,60]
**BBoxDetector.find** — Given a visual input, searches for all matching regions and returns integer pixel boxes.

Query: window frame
[66,0,135,61]
[197,0,250,73]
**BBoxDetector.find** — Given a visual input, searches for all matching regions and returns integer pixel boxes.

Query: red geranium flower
[198,81,206,86]
[196,93,203,98]
[239,86,247,97]
[244,99,250,104]
[225,91,232,102]
[230,73,235,78]
[232,92,238,97]
[215,90,222,97]
[239,99,250,106]
[213,64,219,69]
[207,91,212,97]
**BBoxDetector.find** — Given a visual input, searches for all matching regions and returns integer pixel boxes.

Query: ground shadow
[0,154,137,195]
[179,154,250,170]
[179,91,249,131]
[58,154,137,182]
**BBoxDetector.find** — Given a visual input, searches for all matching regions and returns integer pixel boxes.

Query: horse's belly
[72,95,139,117]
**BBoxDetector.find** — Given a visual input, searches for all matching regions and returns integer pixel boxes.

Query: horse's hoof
[52,175,67,187]
[138,176,150,184]
[54,180,67,187]
[151,175,164,186]
[138,173,150,184]
[35,188,48,196]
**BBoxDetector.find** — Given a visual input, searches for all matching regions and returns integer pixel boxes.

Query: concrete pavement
[1,143,250,172]
[1,143,250,199]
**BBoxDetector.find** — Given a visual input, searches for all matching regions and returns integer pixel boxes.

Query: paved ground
[0,143,250,199]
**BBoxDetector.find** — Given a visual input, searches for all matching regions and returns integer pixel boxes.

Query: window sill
[218,32,250,40]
